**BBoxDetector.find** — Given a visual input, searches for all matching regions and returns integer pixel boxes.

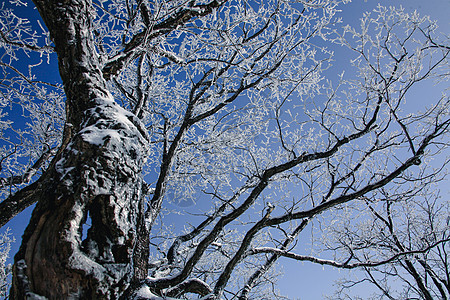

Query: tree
[325,187,450,300]
[0,0,448,298]
[0,229,13,298]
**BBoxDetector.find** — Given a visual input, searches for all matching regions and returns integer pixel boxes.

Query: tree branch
[0,180,40,228]
[102,0,228,80]
[248,237,450,270]
[165,278,212,298]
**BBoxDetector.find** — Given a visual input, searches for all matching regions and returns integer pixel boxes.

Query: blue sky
[1,0,449,299]
[277,1,450,299]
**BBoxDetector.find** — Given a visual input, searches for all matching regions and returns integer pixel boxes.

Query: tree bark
[11,0,149,298]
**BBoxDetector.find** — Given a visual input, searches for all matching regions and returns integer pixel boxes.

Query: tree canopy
[0,0,449,298]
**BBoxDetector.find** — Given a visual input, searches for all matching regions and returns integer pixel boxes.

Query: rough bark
[11,0,149,298]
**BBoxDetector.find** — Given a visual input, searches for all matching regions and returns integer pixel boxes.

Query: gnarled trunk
[11,0,149,298]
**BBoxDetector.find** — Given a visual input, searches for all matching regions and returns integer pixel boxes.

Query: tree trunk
[11,0,149,298]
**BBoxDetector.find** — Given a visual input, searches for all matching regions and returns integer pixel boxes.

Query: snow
[80,97,146,148]
[54,96,150,198]
[134,285,158,299]
[26,293,48,300]
[133,285,178,300]
[81,127,123,146]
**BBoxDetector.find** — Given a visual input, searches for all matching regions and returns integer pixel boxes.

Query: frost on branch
[1,0,449,299]
[0,229,13,298]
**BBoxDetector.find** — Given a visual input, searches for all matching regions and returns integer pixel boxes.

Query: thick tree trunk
[11,0,149,298]
[12,109,147,298]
